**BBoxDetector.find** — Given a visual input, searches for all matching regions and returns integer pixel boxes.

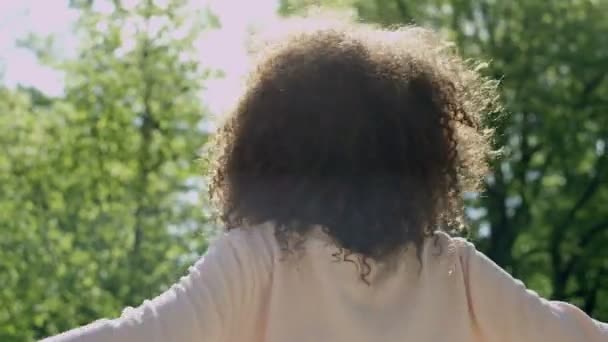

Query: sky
[0,0,279,114]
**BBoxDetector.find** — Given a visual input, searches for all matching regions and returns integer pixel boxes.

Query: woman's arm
[459,239,608,342]
[41,229,271,342]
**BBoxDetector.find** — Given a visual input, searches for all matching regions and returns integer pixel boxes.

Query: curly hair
[208,18,499,277]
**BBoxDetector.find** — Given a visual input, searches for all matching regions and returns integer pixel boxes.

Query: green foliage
[281,0,608,320]
[0,0,213,340]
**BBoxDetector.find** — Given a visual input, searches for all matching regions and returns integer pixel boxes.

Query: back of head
[209,18,498,265]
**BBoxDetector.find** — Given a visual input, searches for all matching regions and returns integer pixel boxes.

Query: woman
[44,20,608,341]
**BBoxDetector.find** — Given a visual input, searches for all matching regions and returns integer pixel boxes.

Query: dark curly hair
[208,18,499,276]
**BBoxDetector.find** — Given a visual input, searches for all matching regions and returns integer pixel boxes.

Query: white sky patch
[200,0,280,117]
[2,49,66,97]
[0,0,280,111]
[0,0,77,96]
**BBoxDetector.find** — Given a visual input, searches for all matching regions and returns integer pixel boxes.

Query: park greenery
[1,0,607,340]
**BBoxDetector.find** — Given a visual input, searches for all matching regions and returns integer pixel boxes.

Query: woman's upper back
[45,222,608,342]
[240,223,606,342]
[258,223,472,341]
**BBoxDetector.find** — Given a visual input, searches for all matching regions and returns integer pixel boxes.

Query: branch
[394,0,410,22]
[530,151,554,199]
[584,267,607,314]
[516,246,546,260]
[560,220,608,283]
[576,73,607,108]
[553,151,606,241]
[479,0,496,51]
[550,153,606,297]
[580,220,608,247]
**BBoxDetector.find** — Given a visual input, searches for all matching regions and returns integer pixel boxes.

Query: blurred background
[0,0,607,340]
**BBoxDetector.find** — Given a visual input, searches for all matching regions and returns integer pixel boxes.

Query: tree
[0,0,214,340]
[281,0,608,319]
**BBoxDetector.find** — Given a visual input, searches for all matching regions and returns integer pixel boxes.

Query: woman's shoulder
[209,222,279,267]
[419,231,477,267]
[420,231,513,284]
